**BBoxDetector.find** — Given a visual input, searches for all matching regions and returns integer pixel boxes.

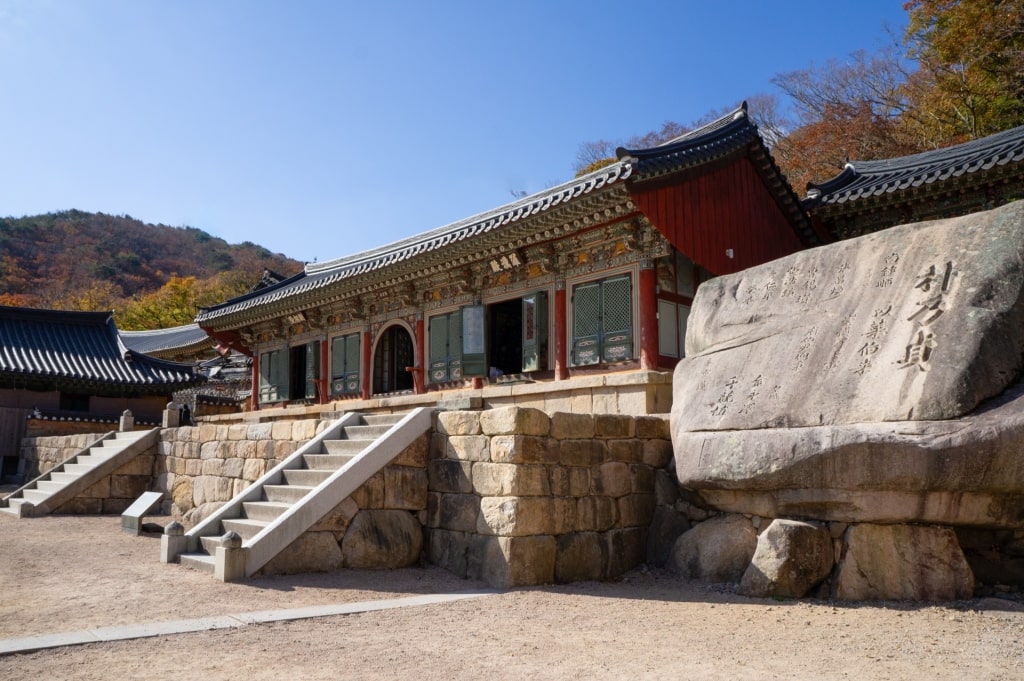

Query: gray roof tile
[0,306,204,393]
[804,124,1024,209]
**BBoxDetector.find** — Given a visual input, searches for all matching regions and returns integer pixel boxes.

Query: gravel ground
[1,514,1023,680]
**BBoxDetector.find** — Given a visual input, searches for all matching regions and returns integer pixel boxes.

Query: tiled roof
[120,323,215,357]
[804,124,1024,209]
[0,306,204,393]
[616,105,760,178]
[196,104,813,327]
[196,161,633,325]
[617,103,814,244]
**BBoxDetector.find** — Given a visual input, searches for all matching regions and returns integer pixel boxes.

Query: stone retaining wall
[19,408,679,586]
[426,407,675,587]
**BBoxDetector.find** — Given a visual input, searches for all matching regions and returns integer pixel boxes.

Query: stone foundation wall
[426,407,674,587]
[18,409,678,586]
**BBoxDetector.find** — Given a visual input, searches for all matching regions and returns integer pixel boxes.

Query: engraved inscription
[898,261,958,371]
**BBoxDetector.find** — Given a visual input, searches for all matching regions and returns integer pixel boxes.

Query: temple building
[196,105,817,412]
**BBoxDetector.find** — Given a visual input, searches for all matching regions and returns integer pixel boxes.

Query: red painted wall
[631,157,804,275]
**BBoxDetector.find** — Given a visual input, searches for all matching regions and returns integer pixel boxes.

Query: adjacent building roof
[0,306,204,394]
[120,323,215,360]
[197,105,810,330]
[803,124,1024,238]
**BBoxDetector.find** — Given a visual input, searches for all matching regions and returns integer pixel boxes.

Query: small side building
[0,306,204,480]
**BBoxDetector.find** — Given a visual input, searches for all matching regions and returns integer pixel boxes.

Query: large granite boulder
[672,202,1024,527]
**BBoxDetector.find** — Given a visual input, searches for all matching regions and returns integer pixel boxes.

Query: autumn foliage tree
[0,211,301,327]
[577,1,1024,194]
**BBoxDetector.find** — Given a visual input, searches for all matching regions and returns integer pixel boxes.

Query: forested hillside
[0,210,302,329]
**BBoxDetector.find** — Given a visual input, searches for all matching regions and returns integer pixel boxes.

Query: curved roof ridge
[615,102,749,161]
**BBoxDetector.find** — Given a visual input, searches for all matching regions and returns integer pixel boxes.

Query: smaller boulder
[739,519,833,599]
[669,514,756,583]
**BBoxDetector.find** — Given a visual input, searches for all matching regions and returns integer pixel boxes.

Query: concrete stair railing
[162,407,433,581]
[0,429,160,518]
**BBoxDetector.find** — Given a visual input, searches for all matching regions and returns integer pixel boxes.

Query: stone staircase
[162,408,433,581]
[0,429,159,518]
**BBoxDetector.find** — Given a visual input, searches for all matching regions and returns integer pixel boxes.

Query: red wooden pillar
[639,260,658,370]
[412,313,425,394]
[554,280,568,380]
[319,340,330,404]
[250,352,261,411]
[361,327,372,399]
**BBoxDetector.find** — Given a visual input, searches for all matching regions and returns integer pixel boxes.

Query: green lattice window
[572,274,634,365]
[258,348,288,403]
[331,333,361,395]
[429,310,463,383]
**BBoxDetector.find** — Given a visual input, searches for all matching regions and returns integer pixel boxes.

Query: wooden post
[413,313,425,394]
[639,260,658,370]
[319,340,330,404]
[361,327,372,399]
[554,280,568,380]
[250,352,260,411]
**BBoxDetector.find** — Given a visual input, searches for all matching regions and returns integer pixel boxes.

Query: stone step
[48,472,80,485]
[263,484,314,504]
[282,468,333,486]
[112,430,149,441]
[35,480,67,493]
[361,413,406,427]
[321,439,367,456]
[242,500,291,522]
[304,452,356,468]
[343,424,393,440]
[222,518,268,540]
[200,535,221,555]
[179,553,215,573]
[0,505,21,518]
[22,490,50,504]
[62,463,95,476]
[75,452,116,466]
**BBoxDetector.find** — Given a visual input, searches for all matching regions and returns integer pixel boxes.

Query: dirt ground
[1,514,1023,680]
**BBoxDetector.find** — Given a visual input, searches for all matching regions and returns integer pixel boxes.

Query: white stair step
[263,484,313,504]
[200,535,222,555]
[343,424,392,440]
[179,553,215,573]
[320,439,365,456]
[22,490,50,504]
[48,472,80,484]
[222,518,268,540]
[282,469,333,486]
[361,413,406,427]
[242,501,291,522]
[62,463,95,475]
[305,451,356,468]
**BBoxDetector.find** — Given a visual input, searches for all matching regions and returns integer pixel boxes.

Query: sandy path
[1,514,1022,680]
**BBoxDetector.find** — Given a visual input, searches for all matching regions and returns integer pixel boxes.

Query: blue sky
[0,1,908,265]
